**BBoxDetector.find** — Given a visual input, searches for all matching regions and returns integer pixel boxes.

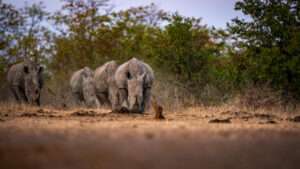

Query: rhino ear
[24,66,29,74]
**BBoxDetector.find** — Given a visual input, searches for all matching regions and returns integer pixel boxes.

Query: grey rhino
[114,58,154,113]
[94,61,119,109]
[70,67,100,108]
[7,61,43,105]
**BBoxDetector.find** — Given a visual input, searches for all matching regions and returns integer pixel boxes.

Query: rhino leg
[111,93,121,113]
[109,87,119,112]
[36,96,41,106]
[116,88,129,113]
[143,88,152,112]
[11,86,27,104]
[10,86,20,102]
[97,92,109,105]
[72,92,84,106]
[111,101,119,113]
[118,89,127,105]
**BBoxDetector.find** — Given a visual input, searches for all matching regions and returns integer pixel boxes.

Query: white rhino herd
[7,58,154,114]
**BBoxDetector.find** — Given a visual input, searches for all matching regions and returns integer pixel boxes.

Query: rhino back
[70,69,84,93]
[70,67,95,94]
[7,63,25,87]
[114,61,130,89]
[95,61,118,92]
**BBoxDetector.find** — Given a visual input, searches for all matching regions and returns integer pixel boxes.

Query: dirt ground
[0,104,300,169]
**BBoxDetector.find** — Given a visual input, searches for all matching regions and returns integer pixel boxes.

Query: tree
[50,2,167,71]
[0,0,23,82]
[51,0,111,71]
[109,3,167,61]
[229,0,300,97]
[18,2,50,63]
[152,13,218,83]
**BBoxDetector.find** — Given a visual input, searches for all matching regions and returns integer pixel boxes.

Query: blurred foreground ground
[0,104,300,169]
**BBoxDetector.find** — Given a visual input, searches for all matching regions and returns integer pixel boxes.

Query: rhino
[7,60,44,105]
[114,58,154,113]
[94,61,119,108]
[70,67,100,108]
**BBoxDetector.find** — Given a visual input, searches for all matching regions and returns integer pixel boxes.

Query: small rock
[221,111,249,116]
[111,108,130,114]
[293,116,300,122]
[37,109,46,114]
[259,120,277,124]
[71,110,97,117]
[288,116,300,122]
[254,113,275,119]
[209,118,231,123]
[20,113,38,117]
[220,111,231,115]
[0,113,8,117]
[48,114,63,118]
[145,132,154,140]
[204,115,210,118]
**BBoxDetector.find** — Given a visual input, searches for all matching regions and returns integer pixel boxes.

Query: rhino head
[127,73,146,113]
[82,74,100,108]
[24,63,43,105]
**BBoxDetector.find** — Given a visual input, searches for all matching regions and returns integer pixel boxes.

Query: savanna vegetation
[1,0,300,109]
[1,2,300,168]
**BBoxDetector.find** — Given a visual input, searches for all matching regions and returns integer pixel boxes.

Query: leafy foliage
[1,0,300,105]
[229,0,300,98]
[0,0,22,82]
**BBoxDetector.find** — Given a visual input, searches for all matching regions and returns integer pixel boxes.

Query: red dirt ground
[1,105,300,169]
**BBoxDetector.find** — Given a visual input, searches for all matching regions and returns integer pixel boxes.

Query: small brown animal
[152,96,165,120]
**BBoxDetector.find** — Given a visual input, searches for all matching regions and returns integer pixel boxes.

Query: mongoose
[152,96,165,120]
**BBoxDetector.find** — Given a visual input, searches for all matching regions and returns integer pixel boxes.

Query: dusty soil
[0,104,300,169]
